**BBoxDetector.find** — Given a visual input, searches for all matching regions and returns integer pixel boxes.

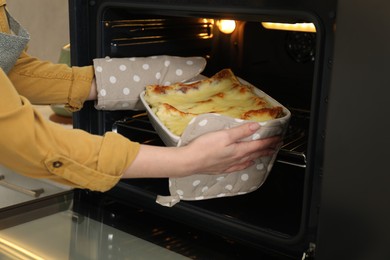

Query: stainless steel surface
[0,175,44,198]
[278,125,307,168]
[0,164,72,209]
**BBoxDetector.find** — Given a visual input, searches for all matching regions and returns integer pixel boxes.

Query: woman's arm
[87,77,98,101]
[8,51,93,110]
[123,123,281,178]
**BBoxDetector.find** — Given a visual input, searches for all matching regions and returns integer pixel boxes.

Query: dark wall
[317,0,390,259]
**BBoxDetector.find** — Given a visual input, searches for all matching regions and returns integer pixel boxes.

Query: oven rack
[112,112,308,168]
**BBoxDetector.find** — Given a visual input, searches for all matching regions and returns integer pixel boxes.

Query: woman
[0,1,281,192]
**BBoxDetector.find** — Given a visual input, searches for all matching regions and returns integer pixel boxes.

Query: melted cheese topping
[144,69,284,136]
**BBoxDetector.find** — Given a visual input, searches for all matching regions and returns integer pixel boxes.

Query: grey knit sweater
[0,10,30,73]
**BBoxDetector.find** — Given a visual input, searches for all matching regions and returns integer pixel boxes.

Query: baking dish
[140,77,291,147]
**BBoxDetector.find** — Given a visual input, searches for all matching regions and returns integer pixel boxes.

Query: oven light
[261,22,316,33]
[217,20,236,34]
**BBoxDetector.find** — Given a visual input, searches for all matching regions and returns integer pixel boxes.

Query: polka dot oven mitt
[93,55,206,110]
[155,113,289,207]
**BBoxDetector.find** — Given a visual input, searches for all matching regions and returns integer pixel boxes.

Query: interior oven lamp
[216,19,236,34]
[262,22,316,33]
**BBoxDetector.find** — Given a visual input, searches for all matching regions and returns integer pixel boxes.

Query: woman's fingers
[223,160,256,173]
[234,133,282,156]
[223,122,261,143]
[186,122,283,175]
[222,123,282,151]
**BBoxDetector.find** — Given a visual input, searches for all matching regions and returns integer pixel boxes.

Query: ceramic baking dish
[140,77,291,147]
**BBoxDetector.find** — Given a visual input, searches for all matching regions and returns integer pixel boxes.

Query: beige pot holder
[155,113,289,207]
[92,55,290,207]
[93,55,206,110]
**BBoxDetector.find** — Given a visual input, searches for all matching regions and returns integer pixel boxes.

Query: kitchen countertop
[0,192,189,260]
[33,105,73,129]
[0,105,73,210]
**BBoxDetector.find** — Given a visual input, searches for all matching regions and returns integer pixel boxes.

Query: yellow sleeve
[1,3,91,111]
[0,69,140,191]
[7,51,93,111]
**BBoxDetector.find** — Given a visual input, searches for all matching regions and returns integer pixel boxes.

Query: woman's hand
[183,122,282,174]
[123,122,282,179]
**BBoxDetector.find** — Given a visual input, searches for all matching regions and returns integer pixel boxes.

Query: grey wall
[316,0,390,259]
[7,0,69,63]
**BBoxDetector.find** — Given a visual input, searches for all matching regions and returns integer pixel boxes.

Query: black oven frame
[68,0,339,259]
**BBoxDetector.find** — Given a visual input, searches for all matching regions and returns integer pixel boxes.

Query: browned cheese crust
[144,69,284,136]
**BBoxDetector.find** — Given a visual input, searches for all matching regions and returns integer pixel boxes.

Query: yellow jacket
[0,1,140,191]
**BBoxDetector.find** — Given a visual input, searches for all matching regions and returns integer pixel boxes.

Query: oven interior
[72,4,329,258]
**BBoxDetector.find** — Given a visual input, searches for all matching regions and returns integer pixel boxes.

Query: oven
[67,0,345,259]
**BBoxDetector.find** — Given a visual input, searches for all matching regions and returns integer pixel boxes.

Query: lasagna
[144,69,284,136]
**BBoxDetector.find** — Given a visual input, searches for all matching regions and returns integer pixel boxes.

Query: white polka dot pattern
[199,119,208,126]
[155,111,290,207]
[132,75,139,82]
[252,133,261,140]
[176,69,183,76]
[241,174,249,181]
[109,76,116,84]
[93,55,207,110]
[153,76,291,207]
[122,88,130,95]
